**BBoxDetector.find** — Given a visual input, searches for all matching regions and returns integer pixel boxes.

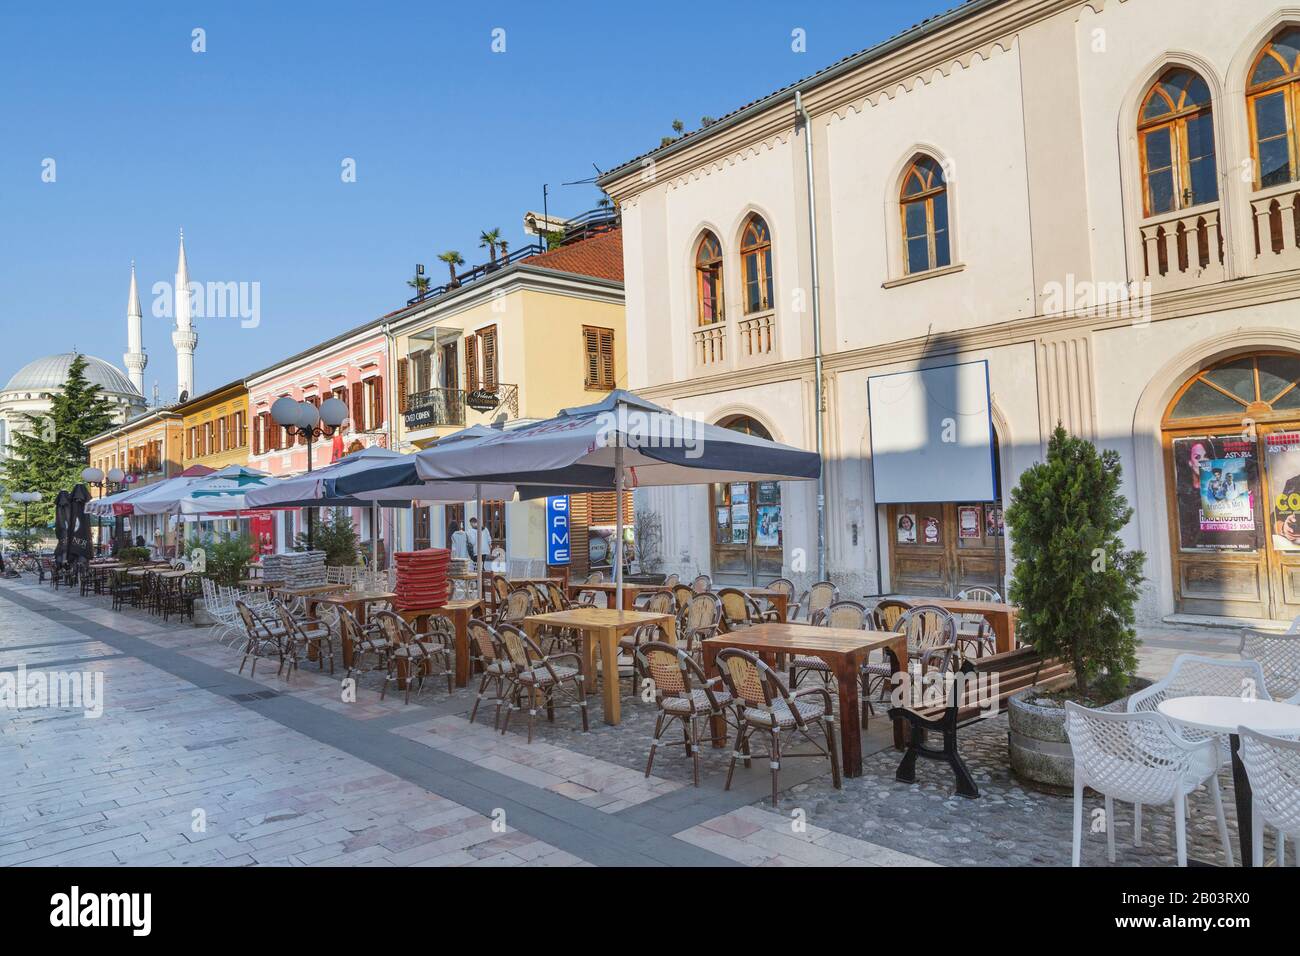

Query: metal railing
[403,383,520,428]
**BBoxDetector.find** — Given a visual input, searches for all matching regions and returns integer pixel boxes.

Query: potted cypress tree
[1004,425,1147,787]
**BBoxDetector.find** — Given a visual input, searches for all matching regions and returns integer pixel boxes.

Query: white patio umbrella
[408,390,822,606]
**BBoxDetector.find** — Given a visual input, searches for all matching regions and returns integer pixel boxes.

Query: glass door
[709,479,783,585]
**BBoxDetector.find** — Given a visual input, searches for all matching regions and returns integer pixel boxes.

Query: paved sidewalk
[0,577,1269,867]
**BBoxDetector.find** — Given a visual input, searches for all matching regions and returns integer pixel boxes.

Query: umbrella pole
[615,441,624,610]
[371,501,379,574]
[475,483,483,600]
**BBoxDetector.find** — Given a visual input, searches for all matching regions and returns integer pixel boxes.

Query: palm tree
[479,228,502,266]
[438,250,465,287]
[498,238,509,262]
[407,272,430,296]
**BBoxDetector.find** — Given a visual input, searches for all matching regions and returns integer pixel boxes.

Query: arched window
[695,231,724,325]
[1248,27,1300,188]
[739,215,773,313]
[1138,68,1217,215]
[900,156,950,274]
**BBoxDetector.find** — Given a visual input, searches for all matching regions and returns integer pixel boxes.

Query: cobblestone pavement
[0,576,1278,867]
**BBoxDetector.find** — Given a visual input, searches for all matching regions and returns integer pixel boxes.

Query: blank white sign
[867,360,995,504]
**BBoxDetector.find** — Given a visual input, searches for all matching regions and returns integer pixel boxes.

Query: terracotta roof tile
[522,228,623,283]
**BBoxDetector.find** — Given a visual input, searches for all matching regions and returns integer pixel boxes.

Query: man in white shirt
[467,517,489,563]
[449,520,470,560]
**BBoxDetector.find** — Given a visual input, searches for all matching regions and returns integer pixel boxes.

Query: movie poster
[985,507,1004,537]
[923,516,941,545]
[959,506,981,539]
[896,513,917,544]
[755,505,781,547]
[1266,431,1300,552]
[1172,436,1259,551]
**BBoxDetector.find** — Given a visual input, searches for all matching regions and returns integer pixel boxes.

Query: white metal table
[1158,695,1300,867]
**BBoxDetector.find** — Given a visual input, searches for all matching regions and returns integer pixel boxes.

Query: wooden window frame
[739,216,773,314]
[1138,69,1217,217]
[1247,31,1300,190]
[695,232,724,325]
[899,157,950,276]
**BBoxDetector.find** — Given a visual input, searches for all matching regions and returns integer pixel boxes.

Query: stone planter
[1007,678,1152,788]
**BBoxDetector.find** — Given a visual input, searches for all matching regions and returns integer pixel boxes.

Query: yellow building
[175,379,251,472]
[388,226,626,568]
[85,409,185,549]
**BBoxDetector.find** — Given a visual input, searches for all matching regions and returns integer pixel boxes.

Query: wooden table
[702,624,908,778]
[306,590,397,668]
[566,581,669,611]
[397,599,483,688]
[236,577,276,591]
[521,608,677,725]
[924,599,1018,653]
[274,583,348,600]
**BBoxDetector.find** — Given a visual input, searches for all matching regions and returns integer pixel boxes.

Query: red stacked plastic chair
[393,548,450,611]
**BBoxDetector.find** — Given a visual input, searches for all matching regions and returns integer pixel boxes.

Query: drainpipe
[795,90,827,582]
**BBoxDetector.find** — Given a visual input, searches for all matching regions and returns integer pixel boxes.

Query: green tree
[438,250,465,287]
[295,508,360,566]
[407,271,430,295]
[479,227,502,266]
[1005,425,1145,701]
[2,353,116,539]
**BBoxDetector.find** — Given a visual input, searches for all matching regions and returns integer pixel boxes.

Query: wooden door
[1261,425,1300,619]
[887,502,1003,597]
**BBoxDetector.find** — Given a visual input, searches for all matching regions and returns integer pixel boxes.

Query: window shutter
[352,381,366,428]
[583,328,600,387]
[480,327,498,390]
[465,336,479,392]
[599,329,615,388]
[396,358,409,415]
[370,375,383,429]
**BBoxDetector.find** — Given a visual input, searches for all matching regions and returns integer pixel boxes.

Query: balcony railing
[1139,206,1225,293]
[738,313,774,358]
[694,322,726,367]
[403,383,520,430]
[1251,184,1300,273]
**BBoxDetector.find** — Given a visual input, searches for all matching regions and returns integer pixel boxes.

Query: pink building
[245,320,391,555]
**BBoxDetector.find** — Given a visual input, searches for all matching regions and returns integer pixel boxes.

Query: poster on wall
[1267,431,1300,552]
[755,505,781,547]
[1172,436,1259,551]
[923,515,941,545]
[959,506,982,539]
[896,513,917,544]
[756,482,779,504]
[985,507,1004,537]
[730,503,750,545]
[249,511,275,556]
[730,483,749,505]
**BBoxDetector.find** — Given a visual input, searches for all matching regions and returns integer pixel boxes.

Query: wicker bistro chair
[273,600,336,680]
[584,571,605,584]
[235,599,286,678]
[1239,629,1300,702]
[1065,702,1232,867]
[797,581,838,623]
[790,601,873,690]
[493,623,588,743]
[715,648,841,805]
[953,587,1001,659]
[872,598,911,633]
[764,577,797,620]
[679,593,724,662]
[861,604,956,710]
[718,587,770,630]
[672,584,695,611]
[691,574,712,594]
[1239,727,1300,867]
[467,619,513,729]
[491,574,512,604]
[495,587,533,627]
[663,573,680,588]
[338,606,395,697]
[636,640,735,786]
[372,610,455,704]
[621,591,678,672]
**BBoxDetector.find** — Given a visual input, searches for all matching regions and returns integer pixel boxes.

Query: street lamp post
[81,466,124,554]
[10,491,44,555]
[271,397,348,550]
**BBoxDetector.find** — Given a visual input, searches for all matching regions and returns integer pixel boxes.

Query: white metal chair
[1239,629,1300,703]
[1065,702,1232,867]
[1238,726,1300,867]
[1129,654,1273,745]
[954,586,1001,658]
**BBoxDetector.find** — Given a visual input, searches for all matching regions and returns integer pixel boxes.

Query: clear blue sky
[0,0,948,399]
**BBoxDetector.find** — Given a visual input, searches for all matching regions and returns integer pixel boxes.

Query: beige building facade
[600,0,1300,625]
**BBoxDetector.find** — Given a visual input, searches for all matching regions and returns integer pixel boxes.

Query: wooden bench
[887,647,1073,798]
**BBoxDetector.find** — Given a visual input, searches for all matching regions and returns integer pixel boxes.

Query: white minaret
[171,229,197,400]
[123,261,147,395]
